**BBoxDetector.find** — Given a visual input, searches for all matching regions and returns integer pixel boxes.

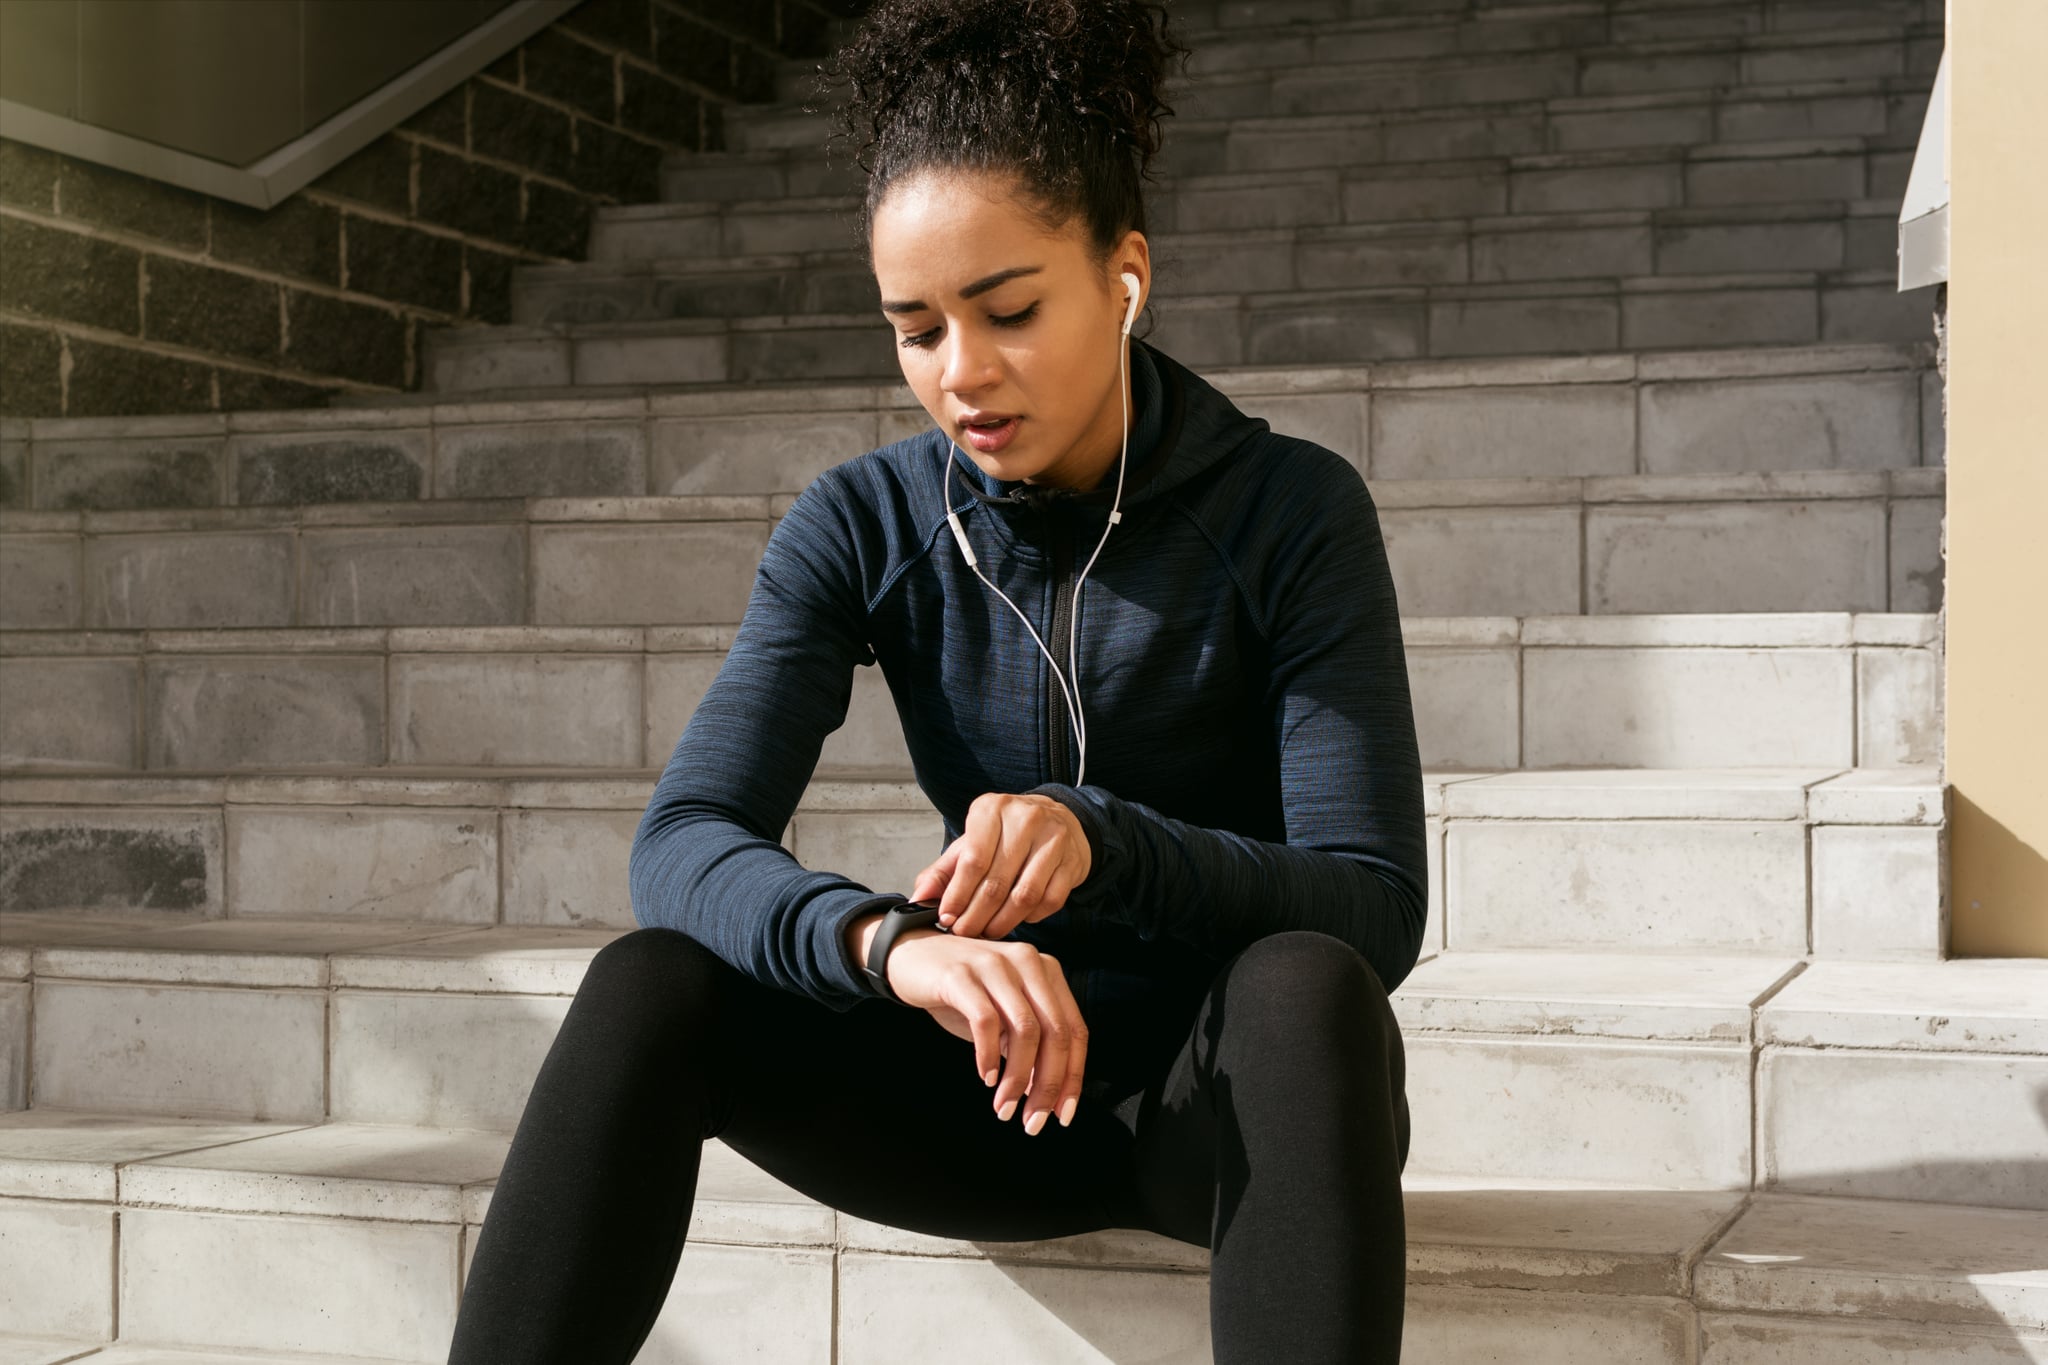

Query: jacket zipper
[1046,510,1075,787]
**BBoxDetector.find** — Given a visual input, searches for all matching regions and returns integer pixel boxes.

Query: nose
[937,320,1002,397]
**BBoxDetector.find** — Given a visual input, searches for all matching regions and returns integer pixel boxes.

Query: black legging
[446,924,1411,1363]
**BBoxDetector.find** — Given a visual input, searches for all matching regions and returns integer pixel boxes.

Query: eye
[900,302,1040,350]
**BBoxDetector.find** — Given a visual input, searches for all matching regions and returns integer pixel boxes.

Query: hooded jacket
[629,336,1428,1103]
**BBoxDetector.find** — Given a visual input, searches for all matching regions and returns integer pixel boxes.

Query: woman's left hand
[909,792,1093,940]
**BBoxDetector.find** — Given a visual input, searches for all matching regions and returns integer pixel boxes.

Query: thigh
[1105,931,1414,1249]
[700,942,1142,1245]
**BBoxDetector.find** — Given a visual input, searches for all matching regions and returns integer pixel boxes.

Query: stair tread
[0,467,1946,537]
[3,1105,2043,1332]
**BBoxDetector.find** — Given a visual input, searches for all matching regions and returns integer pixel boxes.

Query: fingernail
[983,1067,997,1087]
[1058,1095,1077,1127]
[1025,1109,1047,1136]
[998,1098,1017,1122]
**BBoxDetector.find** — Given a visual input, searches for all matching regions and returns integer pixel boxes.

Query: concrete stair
[0,611,1942,774]
[400,2,1945,388]
[4,0,2018,1361]
[0,764,1947,956]
[4,919,2045,1361]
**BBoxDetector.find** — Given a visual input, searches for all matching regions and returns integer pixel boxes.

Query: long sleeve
[628,473,901,1011]
[1030,458,1429,995]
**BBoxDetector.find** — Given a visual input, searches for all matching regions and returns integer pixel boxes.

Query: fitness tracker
[861,899,950,1004]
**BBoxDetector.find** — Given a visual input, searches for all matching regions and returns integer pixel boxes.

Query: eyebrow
[880,265,1044,315]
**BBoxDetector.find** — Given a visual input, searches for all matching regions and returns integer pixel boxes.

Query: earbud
[1120,271,1141,336]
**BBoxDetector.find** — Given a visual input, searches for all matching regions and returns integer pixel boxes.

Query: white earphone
[942,271,1143,788]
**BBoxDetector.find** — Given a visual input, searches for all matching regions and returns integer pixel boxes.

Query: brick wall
[0,0,863,420]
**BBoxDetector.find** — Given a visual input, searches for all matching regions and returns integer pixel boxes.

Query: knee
[581,925,728,1003]
[1221,931,1395,1042]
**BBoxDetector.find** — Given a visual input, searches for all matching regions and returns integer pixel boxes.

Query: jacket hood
[942,337,1271,521]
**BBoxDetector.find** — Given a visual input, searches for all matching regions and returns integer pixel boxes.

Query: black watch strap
[862,901,947,1004]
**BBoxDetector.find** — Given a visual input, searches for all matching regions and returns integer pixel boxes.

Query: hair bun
[818,0,1191,281]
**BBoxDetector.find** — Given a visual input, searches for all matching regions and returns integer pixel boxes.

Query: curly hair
[812,0,1191,333]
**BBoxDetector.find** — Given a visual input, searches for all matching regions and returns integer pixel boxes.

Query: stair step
[543,202,1908,328]
[0,763,1945,961]
[414,268,1935,393]
[0,609,1941,774]
[724,22,1938,152]
[0,467,1945,634]
[1,1098,2035,1362]
[4,341,1941,511]
[683,73,1933,199]
[612,139,1913,263]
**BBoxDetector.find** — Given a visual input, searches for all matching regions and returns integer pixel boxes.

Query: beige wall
[1945,0,2048,955]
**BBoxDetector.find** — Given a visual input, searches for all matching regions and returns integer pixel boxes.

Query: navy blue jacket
[630,337,1427,1099]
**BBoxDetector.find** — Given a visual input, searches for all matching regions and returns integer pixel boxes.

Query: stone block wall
[0,0,865,419]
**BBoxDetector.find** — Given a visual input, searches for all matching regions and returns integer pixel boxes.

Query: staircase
[6,0,2044,1361]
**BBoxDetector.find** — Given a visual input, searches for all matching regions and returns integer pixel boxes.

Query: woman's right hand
[887,928,1088,1135]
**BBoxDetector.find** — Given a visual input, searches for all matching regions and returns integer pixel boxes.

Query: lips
[959,413,1021,453]
[959,411,1018,429]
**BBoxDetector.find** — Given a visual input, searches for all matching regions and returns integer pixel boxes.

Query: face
[871,166,1150,492]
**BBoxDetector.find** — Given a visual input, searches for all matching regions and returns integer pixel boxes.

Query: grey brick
[0,808,220,912]
[344,216,463,316]
[389,654,641,766]
[1342,169,1506,223]
[619,64,704,150]
[728,326,894,384]
[1244,301,1426,366]
[209,194,343,289]
[300,525,526,627]
[530,522,768,625]
[84,531,296,628]
[502,807,639,927]
[55,158,209,251]
[1743,41,1904,86]
[144,655,384,769]
[0,435,23,506]
[1684,155,1865,207]
[1472,223,1654,282]
[283,290,407,389]
[1579,52,1740,97]
[1547,104,1715,154]
[0,139,59,212]
[0,656,138,767]
[1510,163,1682,214]
[1429,295,1619,358]
[471,80,575,182]
[1622,286,1818,351]
[231,428,430,505]
[436,420,646,498]
[50,335,214,418]
[143,256,281,362]
[416,145,521,242]
[311,137,413,216]
[1655,218,1846,275]
[0,320,63,418]
[228,806,498,922]
[1717,93,1888,144]
[650,412,880,495]
[1641,372,1920,476]
[523,27,618,122]
[0,216,140,335]
[1822,280,1944,345]
[33,436,221,510]
[0,533,81,627]
[1588,500,1888,613]
[1370,384,1635,481]
[1382,111,1547,163]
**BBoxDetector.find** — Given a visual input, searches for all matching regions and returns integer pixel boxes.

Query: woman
[447,2,1426,1360]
